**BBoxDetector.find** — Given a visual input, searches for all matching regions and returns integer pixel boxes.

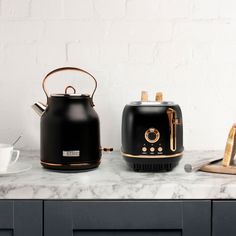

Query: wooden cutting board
[200,124,236,175]
[201,160,236,175]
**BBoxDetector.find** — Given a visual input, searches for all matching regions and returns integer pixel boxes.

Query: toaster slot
[167,108,177,152]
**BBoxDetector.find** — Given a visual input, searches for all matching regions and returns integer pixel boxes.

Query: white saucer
[0,163,32,176]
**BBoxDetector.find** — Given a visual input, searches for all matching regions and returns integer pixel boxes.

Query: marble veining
[0,150,236,199]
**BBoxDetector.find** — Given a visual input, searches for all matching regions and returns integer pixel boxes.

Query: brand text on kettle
[63,151,80,157]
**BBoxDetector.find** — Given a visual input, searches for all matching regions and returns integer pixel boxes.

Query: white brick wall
[129,43,156,64]
[0,0,235,150]
[68,41,101,68]
[1,0,30,17]
[94,0,126,19]
[63,0,93,19]
[192,0,219,19]
[219,0,236,18]
[37,41,66,65]
[31,0,62,18]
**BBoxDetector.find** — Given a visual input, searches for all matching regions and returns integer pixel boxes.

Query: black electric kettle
[32,67,103,170]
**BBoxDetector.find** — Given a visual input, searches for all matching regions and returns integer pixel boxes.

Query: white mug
[0,144,20,172]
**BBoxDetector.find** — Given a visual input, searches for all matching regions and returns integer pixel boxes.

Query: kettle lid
[51,86,90,98]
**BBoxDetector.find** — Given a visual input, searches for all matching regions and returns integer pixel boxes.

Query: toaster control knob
[142,147,147,152]
[145,128,160,143]
[150,147,155,152]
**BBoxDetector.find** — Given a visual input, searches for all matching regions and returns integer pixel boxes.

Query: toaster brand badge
[63,150,80,157]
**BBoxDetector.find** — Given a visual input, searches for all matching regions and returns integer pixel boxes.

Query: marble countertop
[0,150,235,199]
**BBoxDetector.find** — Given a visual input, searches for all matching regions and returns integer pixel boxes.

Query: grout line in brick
[28,0,32,18]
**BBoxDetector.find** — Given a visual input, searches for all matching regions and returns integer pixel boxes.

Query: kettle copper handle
[42,67,97,106]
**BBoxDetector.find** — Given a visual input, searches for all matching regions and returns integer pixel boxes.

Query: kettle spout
[32,102,47,116]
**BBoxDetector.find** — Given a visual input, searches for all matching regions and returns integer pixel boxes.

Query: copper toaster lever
[167,108,177,152]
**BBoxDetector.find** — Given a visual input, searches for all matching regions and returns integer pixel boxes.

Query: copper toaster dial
[144,128,160,144]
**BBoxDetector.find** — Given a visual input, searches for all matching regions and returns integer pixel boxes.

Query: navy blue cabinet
[1,199,235,235]
[212,201,236,236]
[0,200,42,236]
[44,200,211,236]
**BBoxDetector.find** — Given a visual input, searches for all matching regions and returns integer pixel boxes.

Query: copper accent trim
[144,128,160,143]
[100,147,114,152]
[173,119,182,125]
[41,161,100,167]
[121,151,183,158]
[167,108,177,151]
[65,85,76,94]
[42,67,98,106]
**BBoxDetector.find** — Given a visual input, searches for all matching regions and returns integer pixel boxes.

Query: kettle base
[123,156,181,172]
[41,161,100,171]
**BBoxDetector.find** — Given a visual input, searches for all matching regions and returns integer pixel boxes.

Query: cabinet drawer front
[0,201,13,229]
[71,201,182,229]
[0,200,42,236]
[73,230,181,236]
[213,201,236,236]
[44,200,211,236]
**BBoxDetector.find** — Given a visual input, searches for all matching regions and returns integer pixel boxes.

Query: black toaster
[121,91,184,172]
